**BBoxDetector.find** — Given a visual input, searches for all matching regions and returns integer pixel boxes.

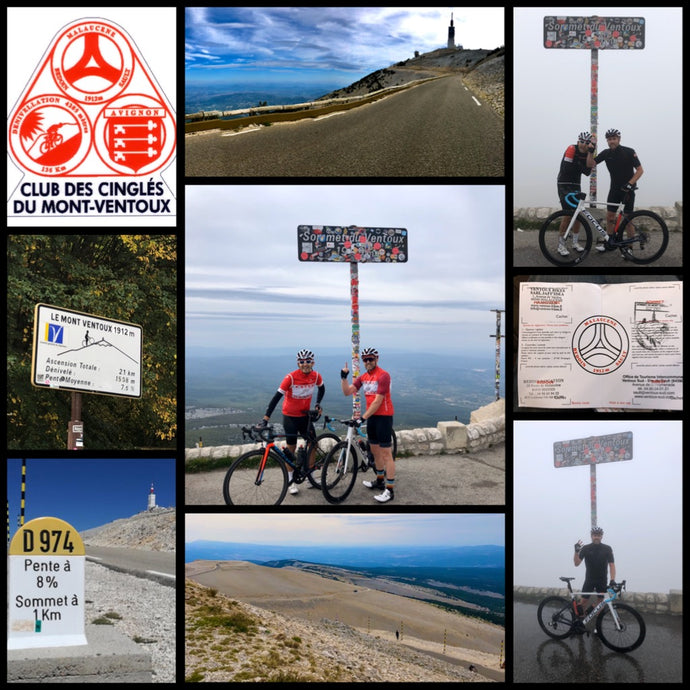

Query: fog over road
[185,75,504,177]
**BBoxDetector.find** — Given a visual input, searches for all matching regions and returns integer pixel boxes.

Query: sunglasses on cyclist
[362,357,376,363]
[297,359,314,364]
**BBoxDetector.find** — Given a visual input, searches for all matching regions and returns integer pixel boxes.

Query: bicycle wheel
[596,603,646,653]
[537,596,576,639]
[306,432,340,489]
[539,211,592,266]
[223,449,288,506]
[321,441,358,504]
[616,211,669,264]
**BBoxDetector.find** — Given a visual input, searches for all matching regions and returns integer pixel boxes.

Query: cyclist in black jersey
[555,132,596,257]
[593,128,644,249]
[574,526,616,614]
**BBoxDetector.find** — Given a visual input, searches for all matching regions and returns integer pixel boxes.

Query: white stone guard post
[8,516,87,650]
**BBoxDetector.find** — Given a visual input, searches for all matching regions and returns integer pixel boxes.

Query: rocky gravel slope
[185,579,494,683]
[82,508,177,683]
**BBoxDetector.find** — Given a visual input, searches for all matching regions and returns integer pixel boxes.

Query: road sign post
[554,432,633,528]
[544,16,646,203]
[297,225,407,416]
[31,303,143,448]
[8,516,87,650]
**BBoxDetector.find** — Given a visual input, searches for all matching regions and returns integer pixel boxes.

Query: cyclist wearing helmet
[574,526,616,612]
[262,349,325,495]
[555,132,596,257]
[340,348,395,503]
[593,128,644,250]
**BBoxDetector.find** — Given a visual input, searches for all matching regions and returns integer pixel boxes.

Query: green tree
[6,235,177,449]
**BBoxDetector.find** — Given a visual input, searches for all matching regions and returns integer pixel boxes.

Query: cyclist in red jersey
[262,349,325,495]
[340,347,395,503]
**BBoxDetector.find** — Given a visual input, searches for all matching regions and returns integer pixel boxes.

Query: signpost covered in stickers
[543,15,645,203]
[554,431,633,528]
[297,225,408,416]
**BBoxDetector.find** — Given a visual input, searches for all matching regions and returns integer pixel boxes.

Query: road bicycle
[537,576,646,653]
[539,186,669,266]
[222,410,340,505]
[323,415,397,469]
[320,418,397,504]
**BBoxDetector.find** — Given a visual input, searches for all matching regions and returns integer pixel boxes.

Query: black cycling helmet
[605,128,621,139]
[591,526,604,535]
[361,347,379,358]
[296,349,314,361]
[578,131,592,144]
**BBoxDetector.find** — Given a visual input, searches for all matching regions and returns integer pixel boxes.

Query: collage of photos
[5,5,681,686]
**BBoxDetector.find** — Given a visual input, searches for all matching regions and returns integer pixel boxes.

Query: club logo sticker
[572,315,629,374]
[8,16,175,224]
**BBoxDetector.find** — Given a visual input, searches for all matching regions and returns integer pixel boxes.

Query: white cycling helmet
[296,349,314,361]
[578,131,592,144]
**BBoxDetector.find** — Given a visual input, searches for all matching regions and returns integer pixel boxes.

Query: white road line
[472,96,482,106]
[147,570,176,580]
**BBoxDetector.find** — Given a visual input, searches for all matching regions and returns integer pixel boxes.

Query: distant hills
[185,45,503,118]
[185,351,505,447]
[185,540,504,568]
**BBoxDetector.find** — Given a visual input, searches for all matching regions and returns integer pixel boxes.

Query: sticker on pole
[31,303,143,398]
[7,14,176,225]
[544,16,645,49]
[8,516,87,650]
[297,226,408,263]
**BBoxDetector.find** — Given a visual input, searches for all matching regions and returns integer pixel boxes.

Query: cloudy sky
[185,6,505,89]
[513,7,683,208]
[186,512,504,547]
[185,184,505,357]
[514,420,682,592]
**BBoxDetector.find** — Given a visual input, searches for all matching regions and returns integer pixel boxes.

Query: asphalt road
[86,545,176,584]
[512,600,683,683]
[185,75,504,177]
[513,228,683,268]
[185,443,505,507]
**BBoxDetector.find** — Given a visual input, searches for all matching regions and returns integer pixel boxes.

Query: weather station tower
[147,483,157,511]
[447,12,455,49]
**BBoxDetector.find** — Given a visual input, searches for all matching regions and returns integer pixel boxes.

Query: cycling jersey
[594,145,641,188]
[278,369,324,416]
[353,366,394,416]
[579,542,615,592]
[557,144,592,185]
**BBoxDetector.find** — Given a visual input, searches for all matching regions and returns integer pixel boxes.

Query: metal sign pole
[350,261,361,418]
[590,464,597,529]
[489,309,504,400]
[590,47,598,205]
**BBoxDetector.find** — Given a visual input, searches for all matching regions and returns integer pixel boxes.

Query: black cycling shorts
[582,577,608,596]
[367,415,394,449]
[557,183,582,211]
[282,414,310,445]
[607,187,635,214]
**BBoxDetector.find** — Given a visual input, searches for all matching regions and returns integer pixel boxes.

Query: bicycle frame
[562,576,627,630]
[562,192,627,242]
[576,588,621,627]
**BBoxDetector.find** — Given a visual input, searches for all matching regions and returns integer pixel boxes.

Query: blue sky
[185,7,505,90]
[6,458,176,541]
[186,513,505,547]
[185,185,505,357]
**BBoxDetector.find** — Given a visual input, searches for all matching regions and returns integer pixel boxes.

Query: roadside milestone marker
[8,516,87,649]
